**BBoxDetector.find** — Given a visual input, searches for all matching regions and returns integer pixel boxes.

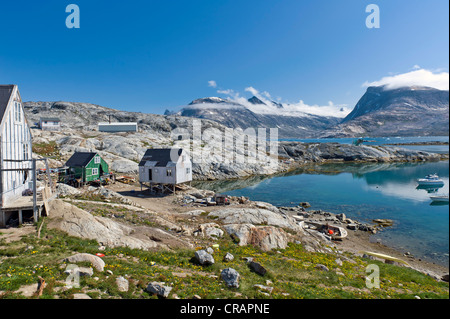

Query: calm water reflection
[195,161,449,266]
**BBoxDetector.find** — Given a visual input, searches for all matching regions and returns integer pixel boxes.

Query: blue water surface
[198,160,450,266]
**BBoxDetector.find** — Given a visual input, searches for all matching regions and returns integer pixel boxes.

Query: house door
[148,169,152,181]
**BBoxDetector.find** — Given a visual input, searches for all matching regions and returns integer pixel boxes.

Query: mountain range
[166,85,449,138]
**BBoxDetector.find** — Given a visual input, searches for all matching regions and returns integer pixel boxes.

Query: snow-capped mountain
[322,86,449,137]
[167,96,343,138]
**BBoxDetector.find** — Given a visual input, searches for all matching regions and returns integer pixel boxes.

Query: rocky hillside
[25,101,282,179]
[25,101,447,181]
[322,86,449,137]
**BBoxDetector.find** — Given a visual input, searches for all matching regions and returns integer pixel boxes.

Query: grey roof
[139,148,183,167]
[65,152,97,167]
[40,117,61,122]
[0,85,14,121]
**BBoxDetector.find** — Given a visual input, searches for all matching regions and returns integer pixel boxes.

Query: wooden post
[18,209,23,225]
[32,159,37,223]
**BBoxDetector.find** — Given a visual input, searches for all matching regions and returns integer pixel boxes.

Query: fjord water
[197,159,449,266]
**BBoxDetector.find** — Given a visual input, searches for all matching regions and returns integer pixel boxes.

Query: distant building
[39,117,61,131]
[98,122,138,132]
[63,152,109,185]
[138,148,192,191]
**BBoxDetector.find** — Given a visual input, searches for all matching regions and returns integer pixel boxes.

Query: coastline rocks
[279,141,443,165]
[208,208,300,231]
[372,219,394,227]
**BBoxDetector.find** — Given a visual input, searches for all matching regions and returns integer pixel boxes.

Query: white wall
[1,86,32,207]
[138,150,192,185]
[98,123,138,132]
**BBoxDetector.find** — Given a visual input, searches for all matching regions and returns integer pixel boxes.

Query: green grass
[0,219,448,299]
[32,141,61,160]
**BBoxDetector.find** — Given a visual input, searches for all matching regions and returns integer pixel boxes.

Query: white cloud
[363,68,449,91]
[208,80,217,88]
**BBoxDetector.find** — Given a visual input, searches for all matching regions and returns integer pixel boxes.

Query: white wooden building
[0,85,34,226]
[98,122,138,132]
[39,117,61,131]
[138,148,192,192]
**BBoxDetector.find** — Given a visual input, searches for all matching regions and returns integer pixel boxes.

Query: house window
[94,156,101,164]
[23,143,29,160]
[182,155,186,162]
[92,168,99,175]
[186,168,190,174]
[15,102,22,122]
[167,169,172,177]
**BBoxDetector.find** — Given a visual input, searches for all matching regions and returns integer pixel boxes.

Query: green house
[64,152,109,183]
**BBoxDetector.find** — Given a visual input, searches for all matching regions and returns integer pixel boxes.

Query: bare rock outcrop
[46,199,191,250]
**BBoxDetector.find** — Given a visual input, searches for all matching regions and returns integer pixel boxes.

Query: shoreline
[278,205,449,278]
[105,181,449,280]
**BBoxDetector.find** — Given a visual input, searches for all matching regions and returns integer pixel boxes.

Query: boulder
[315,264,329,272]
[146,282,172,298]
[249,261,267,276]
[57,183,82,197]
[254,284,273,294]
[116,276,129,292]
[223,223,289,251]
[223,253,234,262]
[221,268,240,288]
[64,253,105,272]
[64,266,93,277]
[195,250,215,265]
[200,223,224,239]
[73,293,92,299]
[299,202,311,208]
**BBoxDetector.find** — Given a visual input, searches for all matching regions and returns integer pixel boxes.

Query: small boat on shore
[417,174,444,187]
[302,221,348,240]
[430,194,449,203]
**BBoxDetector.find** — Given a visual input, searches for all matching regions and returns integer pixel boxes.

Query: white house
[0,85,33,225]
[138,148,192,190]
[98,122,138,132]
[39,117,61,131]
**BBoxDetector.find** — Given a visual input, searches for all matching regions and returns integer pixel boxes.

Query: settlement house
[98,122,138,132]
[39,117,61,131]
[138,148,192,192]
[62,152,109,186]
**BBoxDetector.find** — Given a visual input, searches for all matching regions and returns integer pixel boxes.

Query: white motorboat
[430,194,449,203]
[417,174,444,187]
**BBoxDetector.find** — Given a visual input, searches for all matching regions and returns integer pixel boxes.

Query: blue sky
[0,0,448,115]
